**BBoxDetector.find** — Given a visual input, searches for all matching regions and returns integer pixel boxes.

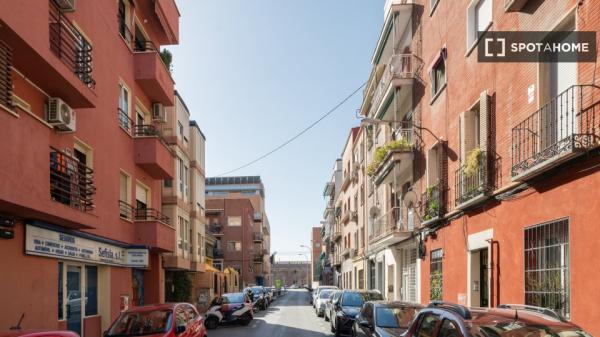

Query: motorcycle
[204,293,253,329]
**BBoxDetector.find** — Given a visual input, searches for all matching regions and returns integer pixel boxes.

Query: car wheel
[240,314,252,326]
[204,316,219,330]
[324,312,329,322]
[330,320,336,333]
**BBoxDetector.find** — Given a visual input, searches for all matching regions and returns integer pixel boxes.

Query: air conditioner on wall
[152,103,166,123]
[54,0,76,11]
[47,98,76,132]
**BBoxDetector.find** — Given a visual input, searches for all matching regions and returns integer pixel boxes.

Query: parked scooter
[204,292,253,329]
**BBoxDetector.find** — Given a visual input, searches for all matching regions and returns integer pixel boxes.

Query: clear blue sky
[170,0,385,261]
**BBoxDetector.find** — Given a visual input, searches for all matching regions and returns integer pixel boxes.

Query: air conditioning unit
[47,98,76,132]
[54,0,76,11]
[152,103,166,123]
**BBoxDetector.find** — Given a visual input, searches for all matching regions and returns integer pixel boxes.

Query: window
[228,216,242,227]
[430,249,443,301]
[135,183,149,211]
[178,157,184,195]
[314,242,320,248]
[430,55,446,98]
[467,0,492,50]
[119,171,132,219]
[524,218,570,317]
[438,319,458,337]
[415,314,440,337]
[118,0,132,43]
[178,217,190,251]
[178,121,184,138]
[118,83,131,131]
[164,179,173,188]
[0,41,14,111]
[184,165,189,199]
[430,0,441,15]
[227,241,241,251]
[85,266,98,316]
[427,145,440,187]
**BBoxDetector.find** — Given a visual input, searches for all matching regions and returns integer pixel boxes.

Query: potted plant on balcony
[463,147,482,178]
[366,139,412,176]
[160,48,173,73]
[423,186,440,221]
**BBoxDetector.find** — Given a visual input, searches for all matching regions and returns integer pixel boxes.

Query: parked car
[315,289,336,317]
[204,292,253,329]
[353,301,424,337]
[312,286,338,306]
[0,330,79,337]
[104,303,205,337]
[330,290,384,337]
[324,290,342,322]
[404,302,593,337]
[263,287,273,305]
[244,286,268,310]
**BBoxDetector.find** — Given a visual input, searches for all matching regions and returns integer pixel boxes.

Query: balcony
[49,0,95,89]
[511,85,600,181]
[369,54,422,120]
[253,254,263,264]
[133,124,174,179]
[341,174,351,191]
[133,208,174,252]
[213,248,224,259]
[253,232,263,242]
[50,147,96,212]
[119,200,135,220]
[253,211,263,222]
[420,182,444,226]
[154,0,180,44]
[341,247,350,258]
[323,182,335,196]
[368,126,415,186]
[369,207,412,249]
[504,0,529,12]
[340,211,350,224]
[206,223,223,236]
[134,47,175,106]
[333,230,342,242]
[350,248,358,259]
[455,151,491,209]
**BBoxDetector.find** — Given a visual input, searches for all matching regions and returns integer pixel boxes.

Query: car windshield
[341,292,365,307]
[320,290,334,298]
[223,293,244,303]
[107,309,172,336]
[376,307,420,329]
[476,325,593,337]
[251,287,262,295]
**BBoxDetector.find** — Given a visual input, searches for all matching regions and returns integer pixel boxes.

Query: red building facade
[0,0,179,336]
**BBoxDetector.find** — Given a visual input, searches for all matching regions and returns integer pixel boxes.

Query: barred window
[430,249,443,301]
[0,41,14,110]
[524,218,570,317]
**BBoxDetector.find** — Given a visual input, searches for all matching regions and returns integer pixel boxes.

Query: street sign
[275,279,282,288]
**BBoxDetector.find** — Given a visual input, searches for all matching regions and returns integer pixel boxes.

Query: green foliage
[160,48,173,73]
[168,271,192,302]
[423,186,440,221]
[430,270,443,301]
[366,139,412,176]
[463,147,482,178]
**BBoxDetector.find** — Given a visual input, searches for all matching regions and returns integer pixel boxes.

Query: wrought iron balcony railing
[213,248,224,259]
[134,124,161,137]
[49,0,95,88]
[50,147,96,211]
[117,108,134,133]
[253,232,263,242]
[369,53,422,117]
[206,223,223,236]
[253,254,263,263]
[369,207,411,243]
[119,200,135,220]
[421,182,443,223]
[511,85,600,179]
[135,207,170,225]
[455,151,490,206]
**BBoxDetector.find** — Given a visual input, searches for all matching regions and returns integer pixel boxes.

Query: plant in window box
[423,186,440,221]
[366,139,412,176]
[429,270,443,301]
[463,147,482,178]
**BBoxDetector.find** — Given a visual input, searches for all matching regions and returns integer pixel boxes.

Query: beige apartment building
[160,91,208,299]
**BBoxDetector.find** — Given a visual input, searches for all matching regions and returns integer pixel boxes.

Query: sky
[170,0,385,261]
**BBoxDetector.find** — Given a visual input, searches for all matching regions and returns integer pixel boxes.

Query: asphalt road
[207,289,333,337]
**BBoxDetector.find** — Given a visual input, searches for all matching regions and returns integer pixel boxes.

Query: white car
[314,288,336,317]
[312,286,338,308]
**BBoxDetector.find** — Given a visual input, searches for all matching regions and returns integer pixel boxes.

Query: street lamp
[300,244,312,287]
[298,253,310,287]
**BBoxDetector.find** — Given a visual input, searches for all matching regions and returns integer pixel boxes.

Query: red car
[105,303,206,337]
[0,331,79,337]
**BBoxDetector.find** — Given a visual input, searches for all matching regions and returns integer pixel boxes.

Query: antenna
[10,313,25,330]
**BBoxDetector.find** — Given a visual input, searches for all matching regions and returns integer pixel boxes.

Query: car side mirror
[175,325,186,335]
[359,320,372,330]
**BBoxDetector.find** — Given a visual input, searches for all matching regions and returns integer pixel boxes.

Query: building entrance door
[470,249,489,307]
[66,265,82,335]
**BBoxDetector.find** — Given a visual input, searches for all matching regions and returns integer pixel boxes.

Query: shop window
[430,249,443,301]
[58,262,63,320]
[525,218,570,318]
[85,266,98,316]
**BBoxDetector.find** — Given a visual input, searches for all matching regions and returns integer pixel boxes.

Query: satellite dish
[369,206,380,218]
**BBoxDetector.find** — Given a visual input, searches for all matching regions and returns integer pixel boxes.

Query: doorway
[469,249,489,307]
[66,265,82,335]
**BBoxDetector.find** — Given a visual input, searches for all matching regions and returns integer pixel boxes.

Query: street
[208,290,330,337]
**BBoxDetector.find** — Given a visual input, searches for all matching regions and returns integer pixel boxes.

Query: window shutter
[479,90,489,152]
[119,174,128,202]
[136,184,147,205]
[0,41,14,110]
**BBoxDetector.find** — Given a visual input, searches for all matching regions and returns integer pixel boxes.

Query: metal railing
[205,245,214,259]
[213,248,224,259]
[134,124,161,137]
[455,151,489,205]
[511,85,600,177]
[206,223,223,236]
[50,147,95,211]
[254,232,263,242]
[421,182,443,222]
[49,0,95,88]
[369,53,422,117]
[370,207,407,243]
[119,200,135,220]
[135,207,170,225]
[0,41,14,110]
[117,108,134,132]
[253,254,263,263]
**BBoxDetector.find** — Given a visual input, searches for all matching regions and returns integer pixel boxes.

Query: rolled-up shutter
[0,41,13,110]
[136,184,148,206]
[479,90,490,152]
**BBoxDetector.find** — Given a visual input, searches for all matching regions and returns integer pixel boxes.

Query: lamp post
[298,253,310,287]
[300,244,312,287]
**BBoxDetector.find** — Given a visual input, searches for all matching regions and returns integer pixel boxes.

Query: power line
[216,81,367,176]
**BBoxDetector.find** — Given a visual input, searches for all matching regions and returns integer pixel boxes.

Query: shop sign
[25,224,148,268]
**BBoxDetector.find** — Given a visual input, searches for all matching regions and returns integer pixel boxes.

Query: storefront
[23,222,149,337]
